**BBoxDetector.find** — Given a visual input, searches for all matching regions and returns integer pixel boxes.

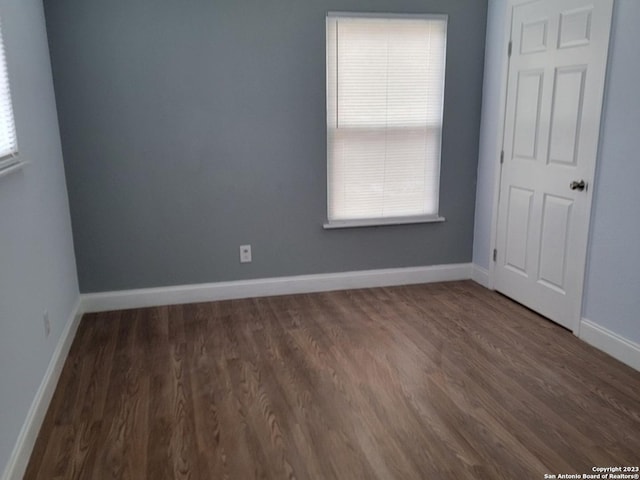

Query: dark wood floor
[25,281,640,479]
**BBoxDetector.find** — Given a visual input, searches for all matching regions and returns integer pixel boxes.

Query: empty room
[1,0,639,478]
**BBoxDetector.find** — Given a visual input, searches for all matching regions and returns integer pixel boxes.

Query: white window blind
[0,19,17,170]
[326,13,447,225]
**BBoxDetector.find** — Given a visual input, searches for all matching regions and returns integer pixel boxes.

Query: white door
[495,0,613,331]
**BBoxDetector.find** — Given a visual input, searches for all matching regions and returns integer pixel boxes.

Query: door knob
[570,180,586,191]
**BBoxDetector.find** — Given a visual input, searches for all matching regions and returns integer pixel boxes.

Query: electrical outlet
[239,244,252,263]
[43,310,51,338]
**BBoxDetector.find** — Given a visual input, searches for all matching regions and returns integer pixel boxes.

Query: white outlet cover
[240,245,252,263]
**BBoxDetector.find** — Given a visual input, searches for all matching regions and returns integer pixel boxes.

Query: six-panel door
[495,0,613,331]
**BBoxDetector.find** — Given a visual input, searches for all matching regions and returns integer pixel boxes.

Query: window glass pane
[327,14,447,222]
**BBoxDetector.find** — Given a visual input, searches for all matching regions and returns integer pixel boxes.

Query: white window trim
[0,158,27,179]
[327,12,448,21]
[325,12,448,229]
[0,154,20,173]
[0,17,20,178]
[323,214,446,230]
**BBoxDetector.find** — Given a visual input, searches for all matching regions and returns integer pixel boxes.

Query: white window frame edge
[326,12,448,21]
[0,159,27,179]
[0,152,23,179]
[323,215,446,230]
[0,17,22,179]
[324,11,449,230]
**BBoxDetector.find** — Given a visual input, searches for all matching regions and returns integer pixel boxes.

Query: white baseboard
[579,318,640,372]
[1,299,83,480]
[82,263,474,313]
[471,264,490,288]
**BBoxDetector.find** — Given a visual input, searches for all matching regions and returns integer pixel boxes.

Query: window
[0,19,18,172]
[325,13,447,228]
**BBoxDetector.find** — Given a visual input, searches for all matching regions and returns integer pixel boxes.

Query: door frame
[486,0,613,334]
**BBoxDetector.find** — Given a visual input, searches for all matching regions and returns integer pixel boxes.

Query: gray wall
[474,0,640,344]
[0,0,79,474]
[472,0,506,272]
[583,0,640,344]
[44,0,488,293]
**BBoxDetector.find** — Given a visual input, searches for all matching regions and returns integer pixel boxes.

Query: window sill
[0,160,28,180]
[323,215,446,230]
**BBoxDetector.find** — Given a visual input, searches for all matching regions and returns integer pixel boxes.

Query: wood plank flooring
[25,281,640,479]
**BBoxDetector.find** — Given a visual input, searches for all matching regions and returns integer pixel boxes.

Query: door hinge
[500,150,504,164]
[493,249,497,262]
[508,41,512,57]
